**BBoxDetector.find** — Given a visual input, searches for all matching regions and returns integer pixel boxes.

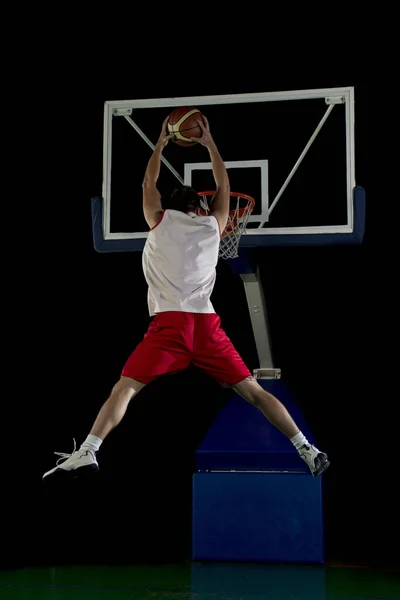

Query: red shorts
[121,311,251,386]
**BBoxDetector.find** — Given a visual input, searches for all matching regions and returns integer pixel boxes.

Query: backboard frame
[101,87,356,243]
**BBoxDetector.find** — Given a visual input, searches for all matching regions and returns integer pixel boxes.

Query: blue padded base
[91,186,365,252]
[192,471,324,563]
[195,380,316,472]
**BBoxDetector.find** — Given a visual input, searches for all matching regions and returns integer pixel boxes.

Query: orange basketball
[167,106,205,146]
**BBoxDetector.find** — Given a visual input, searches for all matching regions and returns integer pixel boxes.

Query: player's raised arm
[193,117,230,232]
[142,117,173,228]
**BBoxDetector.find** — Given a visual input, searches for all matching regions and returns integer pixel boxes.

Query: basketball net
[198,191,255,259]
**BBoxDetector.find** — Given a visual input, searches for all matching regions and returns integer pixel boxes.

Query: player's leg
[193,314,329,477]
[232,376,329,476]
[42,377,145,479]
[86,376,146,441]
[233,375,300,438]
[43,312,192,480]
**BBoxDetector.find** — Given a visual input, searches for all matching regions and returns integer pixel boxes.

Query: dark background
[5,81,393,571]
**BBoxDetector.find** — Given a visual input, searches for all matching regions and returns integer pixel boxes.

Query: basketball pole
[230,251,281,380]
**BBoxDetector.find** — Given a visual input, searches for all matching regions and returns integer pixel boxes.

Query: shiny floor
[0,562,398,599]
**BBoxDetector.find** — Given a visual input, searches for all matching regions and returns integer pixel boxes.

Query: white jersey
[142,209,220,316]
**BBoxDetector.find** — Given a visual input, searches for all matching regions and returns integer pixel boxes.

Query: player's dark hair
[170,186,200,213]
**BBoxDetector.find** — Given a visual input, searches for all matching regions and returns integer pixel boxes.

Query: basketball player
[43,116,329,480]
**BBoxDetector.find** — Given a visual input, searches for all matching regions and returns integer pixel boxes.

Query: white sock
[290,431,309,450]
[80,434,103,453]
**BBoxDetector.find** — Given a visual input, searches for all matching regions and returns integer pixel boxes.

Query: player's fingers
[203,115,210,128]
[161,116,169,131]
[190,137,201,143]
[197,119,206,130]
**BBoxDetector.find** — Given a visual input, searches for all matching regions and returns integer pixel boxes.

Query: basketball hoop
[197,191,255,259]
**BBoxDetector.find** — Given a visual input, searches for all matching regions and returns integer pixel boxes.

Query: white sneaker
[298,444,330,477]
[43,439,99,480]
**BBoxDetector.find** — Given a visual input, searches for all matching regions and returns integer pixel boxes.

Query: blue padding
[195,380,315,472]
[91,197,145,253]
[192,472,324,563]
[228,248,257,275]
[239,185,366,248]
[91,186,365,253]
[191,563,327,598]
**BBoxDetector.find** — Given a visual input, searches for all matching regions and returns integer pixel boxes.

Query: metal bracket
[325,96,345,105]
[253,368,282,380]
[112,108,133,116]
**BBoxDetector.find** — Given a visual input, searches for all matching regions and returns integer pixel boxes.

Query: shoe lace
[54,438,77,465]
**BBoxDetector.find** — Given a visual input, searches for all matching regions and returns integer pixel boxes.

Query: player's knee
[247,390,262,407]
[110,376,145,402]
[234,378,264,407]
[241,385,263,407]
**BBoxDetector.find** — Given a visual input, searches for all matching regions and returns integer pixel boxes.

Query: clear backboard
[92,87,365,253]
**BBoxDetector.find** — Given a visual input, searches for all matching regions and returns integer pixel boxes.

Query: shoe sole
[43,464,99,480]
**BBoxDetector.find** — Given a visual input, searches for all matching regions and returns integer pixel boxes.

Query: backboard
[92,87,365,253]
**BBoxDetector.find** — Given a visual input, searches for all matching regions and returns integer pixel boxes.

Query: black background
[5,77,393,571]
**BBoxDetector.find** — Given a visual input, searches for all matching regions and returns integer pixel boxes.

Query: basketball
[167,106,205,146]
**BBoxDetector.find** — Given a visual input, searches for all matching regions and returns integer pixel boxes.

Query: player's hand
[157,117,174,148]
[192,116,214,147]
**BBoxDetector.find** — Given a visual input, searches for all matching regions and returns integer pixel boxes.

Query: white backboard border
[102,87,355,241]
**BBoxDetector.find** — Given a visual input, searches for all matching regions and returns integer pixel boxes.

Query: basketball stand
[192,245,324,564]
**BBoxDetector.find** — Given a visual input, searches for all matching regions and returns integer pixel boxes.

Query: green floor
[0,563,398,599]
